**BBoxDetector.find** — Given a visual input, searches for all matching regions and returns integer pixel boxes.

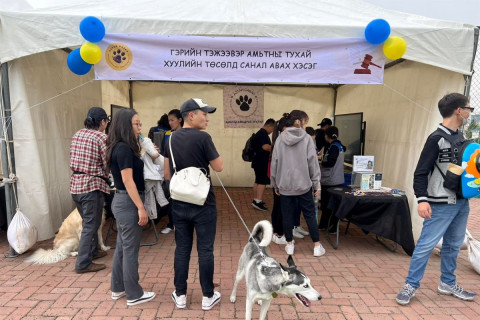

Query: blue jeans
[172,200,217,297]
[406,199,469,289]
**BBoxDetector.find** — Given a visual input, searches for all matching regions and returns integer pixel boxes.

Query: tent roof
[0,0,477,74]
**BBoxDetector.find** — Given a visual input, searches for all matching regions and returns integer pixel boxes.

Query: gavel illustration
[354,54,381,74]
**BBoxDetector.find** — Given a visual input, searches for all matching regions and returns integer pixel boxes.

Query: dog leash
[213,171,266,258]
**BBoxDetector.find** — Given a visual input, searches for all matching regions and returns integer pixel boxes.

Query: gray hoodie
[271,127,321,196]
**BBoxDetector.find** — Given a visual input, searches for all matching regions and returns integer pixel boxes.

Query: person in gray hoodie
[270,110,325,257]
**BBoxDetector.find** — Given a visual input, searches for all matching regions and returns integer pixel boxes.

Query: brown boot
[75,262,106,274]
[93,251,107,260]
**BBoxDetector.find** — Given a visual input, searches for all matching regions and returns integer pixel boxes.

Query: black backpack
[242,133,256,162]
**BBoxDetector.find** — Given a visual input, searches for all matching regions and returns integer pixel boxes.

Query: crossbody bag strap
[434,161,447,180]
[168,132,177,173]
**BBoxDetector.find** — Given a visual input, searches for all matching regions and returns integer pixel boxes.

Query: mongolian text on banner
[95,34,385,84]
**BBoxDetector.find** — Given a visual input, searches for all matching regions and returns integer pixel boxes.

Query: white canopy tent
[0,0,478,241]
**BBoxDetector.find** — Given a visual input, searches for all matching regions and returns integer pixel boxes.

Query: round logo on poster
[105,43,133,71]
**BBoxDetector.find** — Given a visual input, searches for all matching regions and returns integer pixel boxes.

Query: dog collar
[272,292,278,298]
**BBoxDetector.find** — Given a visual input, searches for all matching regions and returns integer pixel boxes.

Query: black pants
[271,189,283,235]
[280,191,319,243]
[172,200,217,297]
[72,190,104,270]
[318,185,342,230]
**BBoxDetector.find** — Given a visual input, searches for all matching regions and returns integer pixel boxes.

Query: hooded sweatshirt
[271,127,321,196]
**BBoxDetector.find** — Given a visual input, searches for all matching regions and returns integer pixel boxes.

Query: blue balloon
[364,19,391,45]
[79,16,105,43]
[67,48,92,75]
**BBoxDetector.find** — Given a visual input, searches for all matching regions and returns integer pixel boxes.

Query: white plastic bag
[465,230,480,274]
[7,209,38,254]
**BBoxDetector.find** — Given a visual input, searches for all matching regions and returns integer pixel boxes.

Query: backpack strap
[168,132,177,173]
[430,129,467,165]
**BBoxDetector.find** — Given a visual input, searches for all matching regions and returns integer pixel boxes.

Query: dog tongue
[297,294,310,307]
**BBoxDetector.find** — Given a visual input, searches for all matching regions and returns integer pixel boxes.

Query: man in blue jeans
[396,93,476,305]
[164,98,223,310]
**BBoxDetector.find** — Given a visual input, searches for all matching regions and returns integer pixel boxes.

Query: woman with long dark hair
[106,108,156,306]
[270,110,325,257]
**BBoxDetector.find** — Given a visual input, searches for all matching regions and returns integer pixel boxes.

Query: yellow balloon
[80,42,102,64]
[383,36,407,60]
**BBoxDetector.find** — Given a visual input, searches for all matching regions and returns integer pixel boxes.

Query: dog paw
[70,251,78,257]
[101,245,111,251]
[230,295,236,303]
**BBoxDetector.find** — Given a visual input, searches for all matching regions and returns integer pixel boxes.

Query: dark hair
[282,110,309,128]
[84,118,101,130]
[305,126,315,136]
[438,93,469,118]
[325,126,339,140]
[264,118,275,126]
[271,116,288,156]
[106,108,140,168]
[168,108,184,127]
[157,113,169,127]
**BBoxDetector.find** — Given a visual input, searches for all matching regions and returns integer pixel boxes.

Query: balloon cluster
[364,19,407,60]
[67,16,106,75]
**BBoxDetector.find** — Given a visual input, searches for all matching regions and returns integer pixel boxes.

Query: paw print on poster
[236,95,253,112]
[112,49,127,64]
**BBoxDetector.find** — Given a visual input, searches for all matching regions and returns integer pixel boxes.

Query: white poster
[95,34,385,84]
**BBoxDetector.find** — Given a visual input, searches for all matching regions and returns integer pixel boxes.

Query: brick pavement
[0,187,479,319]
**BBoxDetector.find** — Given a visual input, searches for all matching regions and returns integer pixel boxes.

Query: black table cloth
[327,186,415,256]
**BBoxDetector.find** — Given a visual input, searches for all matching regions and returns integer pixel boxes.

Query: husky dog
[25,208,110,264]
[230,220,322,320]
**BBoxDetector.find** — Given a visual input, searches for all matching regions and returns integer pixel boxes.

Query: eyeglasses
[461,106,474,112]
[132,122,142,127]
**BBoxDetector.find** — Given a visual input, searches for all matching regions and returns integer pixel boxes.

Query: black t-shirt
[164,128,220,206]
[110,142,145,191]
[252,128,271,165]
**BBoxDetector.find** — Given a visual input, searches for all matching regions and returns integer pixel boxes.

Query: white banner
[95,34,385,84]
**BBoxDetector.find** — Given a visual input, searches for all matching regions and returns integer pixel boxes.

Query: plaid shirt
[69,128,110,194]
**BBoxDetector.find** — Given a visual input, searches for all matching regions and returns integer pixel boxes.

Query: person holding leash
[164,98,223,311]
[70,107,110,274]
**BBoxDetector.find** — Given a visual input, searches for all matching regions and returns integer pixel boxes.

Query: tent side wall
[131,82,334,187]
[336,60,465,239]
[10,49,102,241]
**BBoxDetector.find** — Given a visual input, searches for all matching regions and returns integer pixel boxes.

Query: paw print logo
[236,95,253,112]
[112,49,127,64]
[105,43,133,71]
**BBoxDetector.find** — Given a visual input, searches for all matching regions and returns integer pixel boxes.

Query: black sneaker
[252,200,268,211]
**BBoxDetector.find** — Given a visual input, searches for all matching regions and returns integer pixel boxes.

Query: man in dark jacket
[315,118,332,155]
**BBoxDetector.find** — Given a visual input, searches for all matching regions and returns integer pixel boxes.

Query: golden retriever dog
[25,208,110,264]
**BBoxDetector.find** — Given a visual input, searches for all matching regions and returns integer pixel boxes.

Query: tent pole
[128,81,133,108]
[464,27,479,98]
[332,85,338,121]
[0,63,19,258]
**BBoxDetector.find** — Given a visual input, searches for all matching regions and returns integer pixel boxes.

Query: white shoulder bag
[168,132,211,205]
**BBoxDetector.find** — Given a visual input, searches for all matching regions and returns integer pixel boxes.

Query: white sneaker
[126,291,156,306]
[272,234,287,245]
[171,291,187,309]
[161,227,173,234]
[314,244,326,257]
[285,243,295,255]
[296,226,310,236]
[111,291,126,300]
[292,228,304,239]
[202,291,221,310]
